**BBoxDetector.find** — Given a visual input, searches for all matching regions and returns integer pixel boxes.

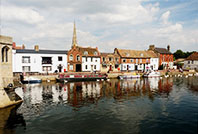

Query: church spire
[72,21,77,47]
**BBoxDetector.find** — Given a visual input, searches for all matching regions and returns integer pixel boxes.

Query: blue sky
[1,0,198,53]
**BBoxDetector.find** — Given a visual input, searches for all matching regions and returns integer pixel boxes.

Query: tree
[173,50,185,59]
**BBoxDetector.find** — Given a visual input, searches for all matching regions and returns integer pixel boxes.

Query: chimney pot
[34,45,39,51]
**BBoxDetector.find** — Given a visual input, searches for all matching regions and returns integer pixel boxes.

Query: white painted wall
[82,57,100,72]
[121,64,135,71]
[12,50,67,73]
[150,58,159,70]
[183,60,198,70]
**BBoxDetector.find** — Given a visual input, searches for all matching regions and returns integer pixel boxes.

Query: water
[0,77,198,134]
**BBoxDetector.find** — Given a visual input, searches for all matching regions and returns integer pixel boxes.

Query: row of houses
[12,23,174,74]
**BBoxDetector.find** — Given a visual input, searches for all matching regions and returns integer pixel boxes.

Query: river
[0,77,198,134]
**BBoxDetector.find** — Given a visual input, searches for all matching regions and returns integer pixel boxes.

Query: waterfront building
[67,23,100,72]
[100,52,120,73]
[0,35,13,89]
[114,48,158,71]
[183,52,198,70]
[148,45,173,69]
[12,45,68,74]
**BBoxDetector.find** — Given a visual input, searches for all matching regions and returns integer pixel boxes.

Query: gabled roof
[16,49,68,54]
[76,46,100,57]
[146,51,158,58]
[186,52,198,60]
[116,49,151,58]
[155,47,172,54]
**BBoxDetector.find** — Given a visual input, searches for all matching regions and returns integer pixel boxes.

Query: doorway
[76,64,81,72]
[135,65,138,70]
[109,65,112,71]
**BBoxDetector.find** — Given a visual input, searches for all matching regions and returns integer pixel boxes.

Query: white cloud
[160,10,171,25]
[1,5,44,24]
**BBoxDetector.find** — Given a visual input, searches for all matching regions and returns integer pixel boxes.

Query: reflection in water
[0,105,26,134]
[15,78,174,108]
[6,77,198,134]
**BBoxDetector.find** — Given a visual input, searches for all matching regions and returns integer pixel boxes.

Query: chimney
[167,45,170,51]
[149,45,155,51]
[13,42,16,49]
[34,45,39,51]
[22,44,25,49]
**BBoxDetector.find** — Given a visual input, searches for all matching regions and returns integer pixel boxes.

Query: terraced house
[148,45,173,69]
[67,23,100,72]
[114,48,158,72]
[100,52,120,73]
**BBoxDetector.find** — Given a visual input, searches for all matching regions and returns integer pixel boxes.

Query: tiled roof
[101,52,113,56]
[16,49,68,54]
[155,47,172,54]
[186,52,198,60]
[76,46,100,57]
[146,51,158,58]
[116,49,151,58]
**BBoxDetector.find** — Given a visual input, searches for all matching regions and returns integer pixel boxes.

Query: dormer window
[94,51,98,56]
[140,53,144,57]
[84,51,88,55]
[69,54,73,61]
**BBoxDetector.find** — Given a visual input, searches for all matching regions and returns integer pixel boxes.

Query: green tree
[173,50,185,59]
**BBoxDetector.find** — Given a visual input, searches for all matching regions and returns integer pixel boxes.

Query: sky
[0,0,198,53]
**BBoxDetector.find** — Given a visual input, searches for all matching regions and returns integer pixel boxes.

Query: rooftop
[186,52,198,60]
[155,47,172,54]
[16,49,68,54]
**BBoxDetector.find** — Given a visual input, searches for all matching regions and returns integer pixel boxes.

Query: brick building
[67,23,100,72]
[148,45,173,69]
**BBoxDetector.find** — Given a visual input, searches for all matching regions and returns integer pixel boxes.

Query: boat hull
[118,75,140,79]
[22,80,42,84]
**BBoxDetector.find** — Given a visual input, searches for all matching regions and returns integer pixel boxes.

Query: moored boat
[20,75,42,84]
[118,72,140,79]
[143,71,160,78]
[56,73,107,82]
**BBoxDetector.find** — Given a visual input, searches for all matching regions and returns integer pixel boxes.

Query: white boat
[118,72,140,79]
[143,71,160,78]
[22,76,42,84]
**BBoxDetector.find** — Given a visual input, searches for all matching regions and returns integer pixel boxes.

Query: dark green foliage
[173,50,196,60]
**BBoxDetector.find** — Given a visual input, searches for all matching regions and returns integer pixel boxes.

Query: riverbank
[13,69,198,85]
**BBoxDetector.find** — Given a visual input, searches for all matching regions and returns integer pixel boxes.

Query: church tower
[72,22,78,48]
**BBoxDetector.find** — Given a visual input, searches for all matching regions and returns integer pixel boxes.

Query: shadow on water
[0,104,26,134]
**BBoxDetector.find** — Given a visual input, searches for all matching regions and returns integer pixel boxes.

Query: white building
[82,56,100,72]
[12,45,68,74]
[114,48,159,71]
[183,52,198,70]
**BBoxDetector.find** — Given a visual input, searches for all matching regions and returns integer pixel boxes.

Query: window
[42,57,52,64]
[84,51,88,55]
[91,57,93,62]
[109,57,112,61]
[69,55,73,61]
[123,59,126,62]
[94,51,98,56]
[103,57,105,62]
[69,65,73,70]
[22,66,30,72]
[77,55,80,61]
[22,56,30,63]
[140,59,142,63]
[42,66,52,71]
[85,65,88,69]
[192,60,194,64]
[131,59,133,63]
[115,64,119,68]
[86,57,88,62]
[188,61,190,64]
[95,59,97,62]
[115,58,119,62]
[1,46,9,62]
[58,56,62,61]
[136,59,138,63]
[94,65,96,69]
[140,53,144,57]
[146,59,149,63]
